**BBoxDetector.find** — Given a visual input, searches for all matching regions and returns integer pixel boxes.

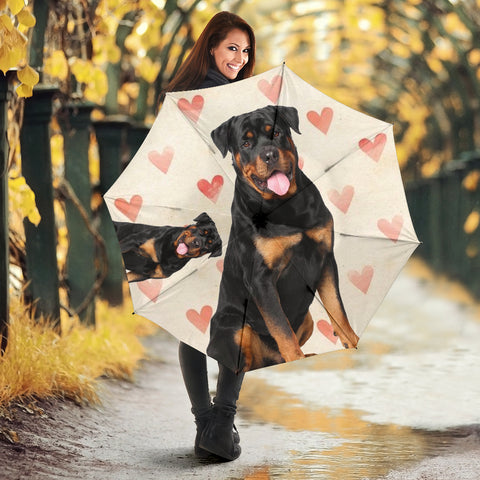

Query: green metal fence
[406,152,480,298]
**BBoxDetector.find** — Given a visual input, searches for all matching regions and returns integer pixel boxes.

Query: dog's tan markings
[234,325,284,372]
[139,238,159,262]
[246,131,254,138]
[265,124,272,132]
[153,264,165,278]
[255,234,302,269]
[296,311,314,346]
[257,307,305,363]
[306,220,333,247]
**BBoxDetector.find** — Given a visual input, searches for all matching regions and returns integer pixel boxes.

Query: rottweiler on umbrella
[208,105,359,372]
[114,212,222,283]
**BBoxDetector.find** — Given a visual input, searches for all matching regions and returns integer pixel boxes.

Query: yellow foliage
[462,170,480,192]
[443,12,471,41]
[0,13,14,30]
[70,58,91,83]
[464,211,480,235]
[17,64,39,86]
[0,2,38,97]
[137,56,161,83]
[0,296,158,407]
[8,176,41,226]
[50,133,65,171]
[16,7,35,27]
[44,50,69,81]
[92,35,121,64]
[71,58,108,103]
[84,68,108,103]
[7,0,24,15]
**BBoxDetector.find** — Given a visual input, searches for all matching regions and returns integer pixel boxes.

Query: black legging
[178,341,244,418]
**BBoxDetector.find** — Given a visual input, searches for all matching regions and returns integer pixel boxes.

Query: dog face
[174,212,222,258]
[211,106,301,201]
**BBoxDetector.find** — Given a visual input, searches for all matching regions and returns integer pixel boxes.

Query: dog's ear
[209,239,223,258]
[193,212,212,225]
[211,120,232,157]
[277,106,300,135]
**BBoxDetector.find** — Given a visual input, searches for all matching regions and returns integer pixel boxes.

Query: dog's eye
[273,131,280,138]
[242,141,251,148]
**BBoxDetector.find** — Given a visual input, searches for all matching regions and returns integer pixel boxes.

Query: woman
[163,11,256,462]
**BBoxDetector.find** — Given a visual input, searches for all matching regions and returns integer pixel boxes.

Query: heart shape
[359,133,387,162]
[197,175,224,203]
[348,265,374,294]
[114,195,143,222]
[378,215,403,242]
[298,156,305,170]
[328,185,354,214]
[317,319,338,344]
[137,279,163,302]
[216,259,224,273]
[178,95,204,123]
[307,107,333,134]
[186,305,212,333]
[148,147,174,174]
[258,75,282,103]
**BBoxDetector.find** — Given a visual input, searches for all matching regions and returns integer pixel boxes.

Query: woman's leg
[178,341,212,456]
[200,363,245,461]
[214,363,244,413]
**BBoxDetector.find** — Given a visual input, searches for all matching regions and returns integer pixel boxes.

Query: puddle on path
[234,266,480,479]
[239,375,477,479]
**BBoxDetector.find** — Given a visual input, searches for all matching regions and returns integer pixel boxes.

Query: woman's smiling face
[211,28,251,80]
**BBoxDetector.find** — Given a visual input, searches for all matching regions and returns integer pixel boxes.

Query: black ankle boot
[194,410,213,458]
[199,405,241,461]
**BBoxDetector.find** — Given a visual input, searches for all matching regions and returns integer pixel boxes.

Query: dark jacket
[199,68,230,89]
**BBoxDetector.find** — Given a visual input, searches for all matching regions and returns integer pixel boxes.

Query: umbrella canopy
[104,64,419,372]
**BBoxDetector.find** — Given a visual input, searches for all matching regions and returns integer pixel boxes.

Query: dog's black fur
[207,105,358,372]
[114,212,222,282]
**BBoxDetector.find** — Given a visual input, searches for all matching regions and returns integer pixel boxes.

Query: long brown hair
[164,11,256,94]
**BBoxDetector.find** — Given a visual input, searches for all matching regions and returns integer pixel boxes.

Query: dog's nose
[260,146,279,165]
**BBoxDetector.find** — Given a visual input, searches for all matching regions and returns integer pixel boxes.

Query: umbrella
[104,64,419,373]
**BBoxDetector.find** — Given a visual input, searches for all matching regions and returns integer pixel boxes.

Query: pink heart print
[317,319,338,344]
[148,147,174,174]
[216,259,224,273]
[114,195,143,222]
[328,185,354,214]
[258,75,282,103]
[178,95,204,123]
[186,306,212,333]
[359,133,387,162]
[197,175,224,203]
[378,215,404,242]
[348,265,374,294]
[137,279,163,303]
[307,107,333,134]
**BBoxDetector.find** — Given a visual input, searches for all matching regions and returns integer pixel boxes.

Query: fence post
[58,102,97,325]
[0,72,14,354]
[93,117,130,306]
[20,86,61,328]
[127,122,149,161]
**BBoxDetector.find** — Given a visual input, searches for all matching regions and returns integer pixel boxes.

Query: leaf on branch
[17,64,39,87]
[16,8,36,28]
[7,0,24,15]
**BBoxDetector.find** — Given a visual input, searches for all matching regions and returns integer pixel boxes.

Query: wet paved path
[3,260,480,479]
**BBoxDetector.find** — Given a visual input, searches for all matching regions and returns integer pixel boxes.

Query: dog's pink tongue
[267,171,290,196]
[176,243,188,255]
